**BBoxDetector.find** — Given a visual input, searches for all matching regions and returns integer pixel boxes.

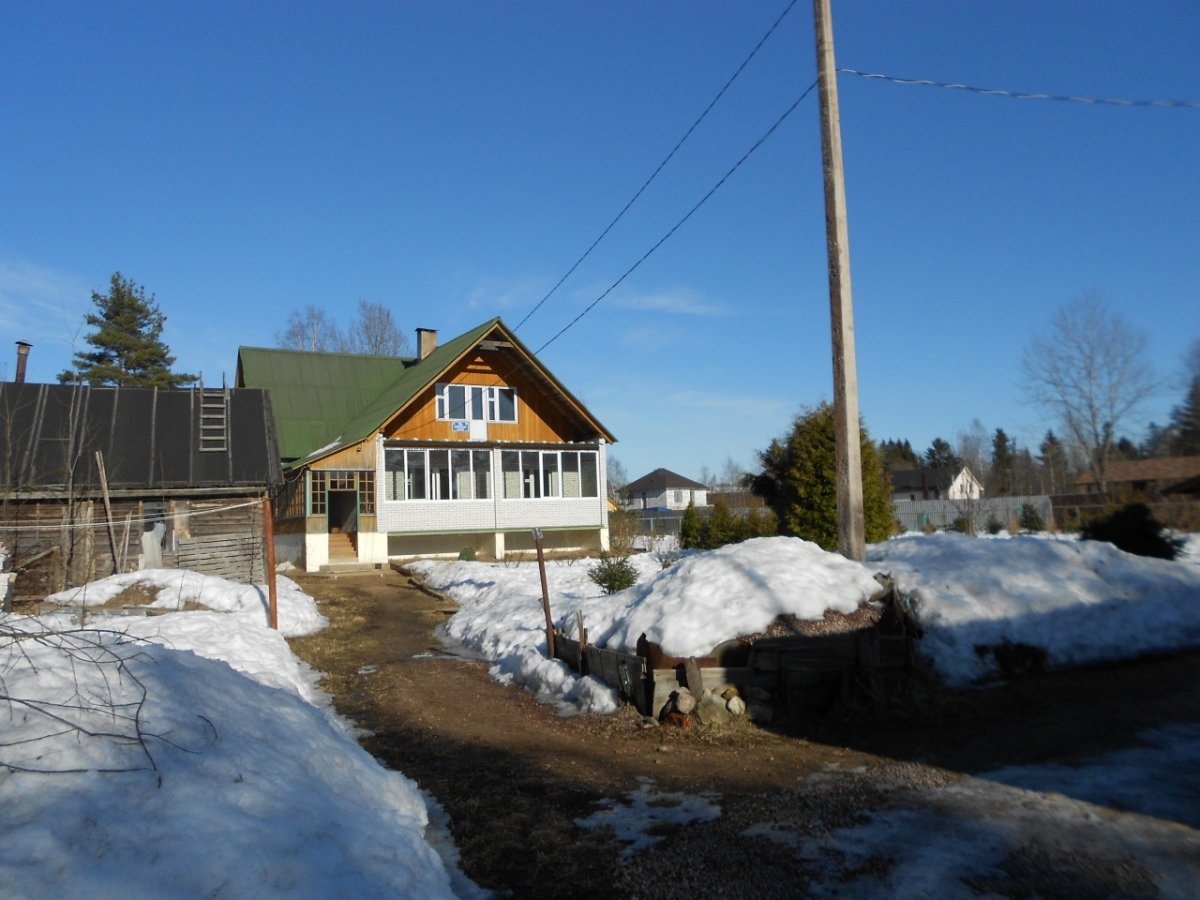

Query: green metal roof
[235,347,414,463]
[236,318,614,469]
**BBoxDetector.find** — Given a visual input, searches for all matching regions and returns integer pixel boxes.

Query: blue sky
[3,1,1197,483]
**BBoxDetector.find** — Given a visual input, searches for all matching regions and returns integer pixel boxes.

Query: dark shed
[1,382,283,597]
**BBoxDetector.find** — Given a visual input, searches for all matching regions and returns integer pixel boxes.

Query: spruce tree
[923,437,960,471]
[749,403,894,552]
[991,428,1014,495]
[703,499,740,548]
[679,500,701,550]
[59,273,196,387]
[1038,431,1069,494]
[1169,377,1200,456]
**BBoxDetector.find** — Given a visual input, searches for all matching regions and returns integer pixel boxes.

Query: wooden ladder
[200,389,228,452]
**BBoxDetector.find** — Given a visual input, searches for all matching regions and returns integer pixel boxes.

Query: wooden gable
[380,329,608,445]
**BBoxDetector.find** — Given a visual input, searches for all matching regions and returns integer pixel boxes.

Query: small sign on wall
[452,420,469,433]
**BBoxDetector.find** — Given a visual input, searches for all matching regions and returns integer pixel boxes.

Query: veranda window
[384,447,492,501]
[500,449,599,500]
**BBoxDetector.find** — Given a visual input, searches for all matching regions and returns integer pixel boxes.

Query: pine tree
[1038,431,1069,494]
[59,273,196,387]
[923,437,960,471]
[749,403,894,552]
[991,428,1014,495]
[879,438,920,470]
[1169,377,1200,456]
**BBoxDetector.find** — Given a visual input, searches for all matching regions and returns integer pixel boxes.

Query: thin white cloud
[0,259,92,375]
[464,276,550,312]
[610,286,728,317]
[663,389,788,418]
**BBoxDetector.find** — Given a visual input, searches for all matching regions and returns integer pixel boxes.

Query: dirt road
[287,569,1200,898]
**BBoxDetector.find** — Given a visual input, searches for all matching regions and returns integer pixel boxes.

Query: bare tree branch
[1020,292,1158,494]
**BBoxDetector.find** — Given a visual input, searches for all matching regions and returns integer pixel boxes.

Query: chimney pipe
[416,328,438,361]
[14,341,31,384]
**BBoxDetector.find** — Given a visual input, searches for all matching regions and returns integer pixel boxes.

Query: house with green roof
[236,318,615,570]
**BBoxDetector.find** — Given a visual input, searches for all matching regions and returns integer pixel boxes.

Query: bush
[458,547,477,561]
[588,553,638,594]
[680,500,701,549]
[1080,503,1182,560]
[986,515,1004,535]
[1018,503,1044,533]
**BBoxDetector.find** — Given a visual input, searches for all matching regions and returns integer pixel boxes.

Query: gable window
[435,384,517,423]
[384,447,492,501]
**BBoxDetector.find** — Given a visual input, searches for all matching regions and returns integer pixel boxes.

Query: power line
[513,0,801,333]
[532,82,819,359]
[838,67,1200,109]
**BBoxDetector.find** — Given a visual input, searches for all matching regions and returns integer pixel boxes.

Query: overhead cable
[532,81,819,358]
[838,68,1200,109]
[513,0,801,332]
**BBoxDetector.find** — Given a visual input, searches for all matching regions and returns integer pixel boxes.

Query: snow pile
[45,569,327,637]
[1,573,463,899]
[870,533,1200,686]
[583,538,882,655]
[413,532,1200,705]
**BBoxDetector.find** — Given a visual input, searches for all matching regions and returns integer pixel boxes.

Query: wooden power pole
[813,0,865,561]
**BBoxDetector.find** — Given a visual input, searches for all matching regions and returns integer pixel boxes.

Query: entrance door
[327,490,358,561]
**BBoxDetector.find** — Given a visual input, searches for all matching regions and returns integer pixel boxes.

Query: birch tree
[1020,293,1156,495]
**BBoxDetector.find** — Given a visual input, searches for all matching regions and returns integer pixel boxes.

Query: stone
[726,695,747,717]
[720,687,739,702]
[695,693,732,727]
[673,690,697,715]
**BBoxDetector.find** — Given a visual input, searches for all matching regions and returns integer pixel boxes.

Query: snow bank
[870,533,1200,686]
[45,569,327,637]
[0,615,456,898]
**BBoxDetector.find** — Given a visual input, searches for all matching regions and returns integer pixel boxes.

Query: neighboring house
[1163,473,1200,497]
[0,381,283,597]
[890,466,983,502]
[1074,457,1200,498]
[620,468,708,511]
[236,318,615,570]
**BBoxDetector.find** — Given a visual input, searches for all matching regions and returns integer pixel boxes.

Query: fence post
[264,495,278,630]
[532,527,555,658]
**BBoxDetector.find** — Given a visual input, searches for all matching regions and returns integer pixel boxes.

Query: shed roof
[1074,456,1200,488]
[0,383,282,496]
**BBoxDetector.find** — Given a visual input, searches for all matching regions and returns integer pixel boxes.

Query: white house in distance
[237,318,616,570]
[620,468,708,511]
[890,466,983,503]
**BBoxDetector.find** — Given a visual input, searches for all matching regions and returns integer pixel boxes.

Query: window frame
[384,446,493,502]
[435,383,518,424]
[500,448,599,500]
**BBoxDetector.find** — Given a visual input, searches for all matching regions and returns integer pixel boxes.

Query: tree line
[55,273,412,387]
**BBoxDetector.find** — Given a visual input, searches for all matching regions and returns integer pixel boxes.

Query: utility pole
[813,0,865,561]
